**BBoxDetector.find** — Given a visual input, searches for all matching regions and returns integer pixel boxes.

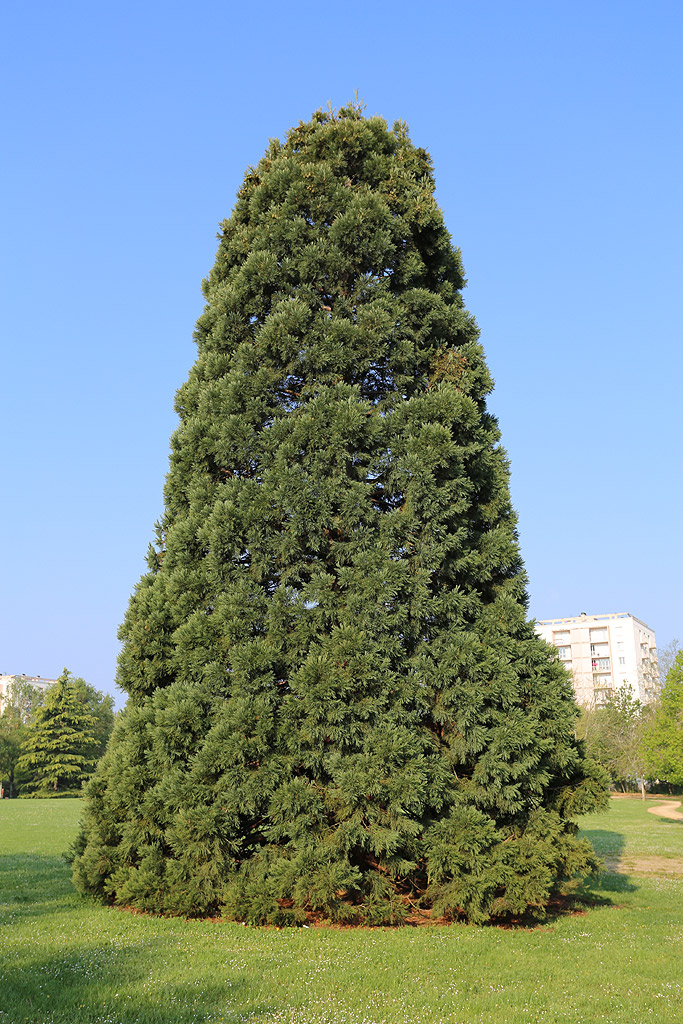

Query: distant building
[0,674,58,715]
[535,612,658,707]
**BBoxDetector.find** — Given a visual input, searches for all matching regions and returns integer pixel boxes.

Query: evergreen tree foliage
[643,651,683,786]
[72,104,607,923]
[18,669,99,796]
[70,677,116,759]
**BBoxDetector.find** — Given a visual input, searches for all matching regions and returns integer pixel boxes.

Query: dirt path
[647,799,683,821]
[600,798,683,875]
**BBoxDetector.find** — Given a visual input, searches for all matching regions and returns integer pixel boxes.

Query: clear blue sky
[2,1,681,706]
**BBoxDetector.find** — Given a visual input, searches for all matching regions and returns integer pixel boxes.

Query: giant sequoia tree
[73,105,606,924]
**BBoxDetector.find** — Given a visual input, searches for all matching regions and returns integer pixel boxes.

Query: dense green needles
[16,670,101,797]
[72,104,606,924]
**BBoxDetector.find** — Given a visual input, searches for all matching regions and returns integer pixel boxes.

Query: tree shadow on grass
[4,941,276,1024]
[1,853,278,1021]
[0,851,73,885]
[577,827,643,892]
[651,814,683,828]
[577,828,639,898]
[0,853,79,924]
[579,828,626,860]
[590,871,637,893]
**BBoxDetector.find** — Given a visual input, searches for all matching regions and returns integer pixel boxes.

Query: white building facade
[535,612,658,707]
[0,674,57,715]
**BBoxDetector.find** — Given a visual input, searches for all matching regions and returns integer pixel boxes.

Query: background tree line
[577,641,683,797]
[0,670,114,797]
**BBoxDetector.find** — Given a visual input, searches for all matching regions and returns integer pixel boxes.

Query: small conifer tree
[73,104,606,923]
[18,669,99,796]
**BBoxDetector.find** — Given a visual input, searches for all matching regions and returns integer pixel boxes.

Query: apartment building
[535,612,658,706]
[0,674,57,715]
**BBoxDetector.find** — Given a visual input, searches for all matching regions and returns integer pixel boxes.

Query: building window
[619,657,625,665]
[556,646,571,659]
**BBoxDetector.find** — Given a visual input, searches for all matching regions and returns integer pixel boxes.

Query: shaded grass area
[579,795,683,861]
[0,798,682,1023]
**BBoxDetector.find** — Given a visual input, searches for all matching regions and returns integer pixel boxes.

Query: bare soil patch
[603,855,683,876]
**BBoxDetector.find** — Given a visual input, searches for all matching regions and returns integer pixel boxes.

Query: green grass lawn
[1,797,682,1024]
[579,796,683,863]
